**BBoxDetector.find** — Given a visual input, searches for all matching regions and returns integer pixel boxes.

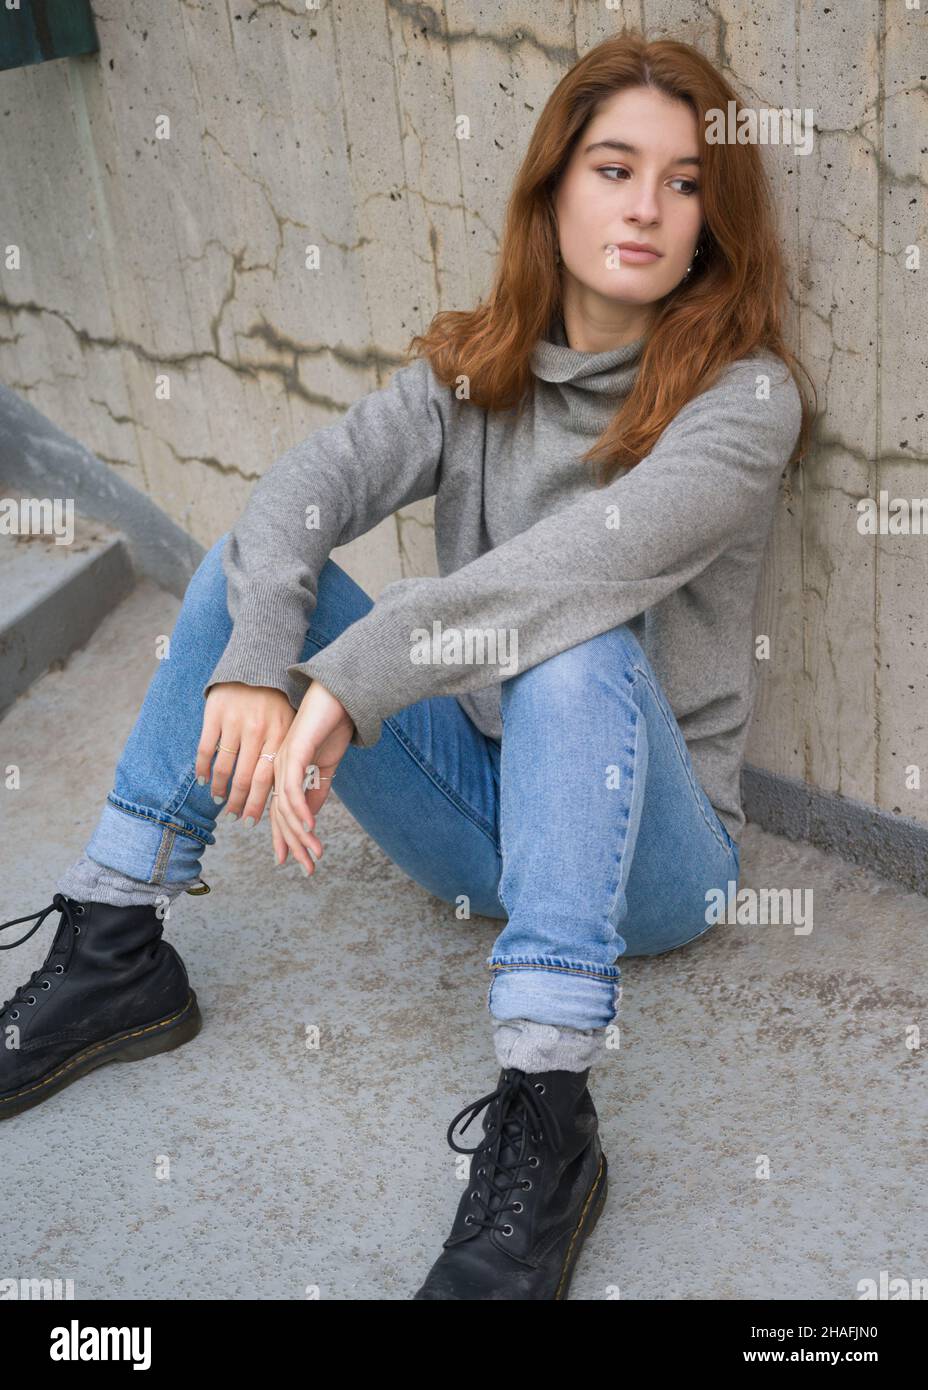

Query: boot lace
[0,894,84,1021]
[445,1069,564,1237]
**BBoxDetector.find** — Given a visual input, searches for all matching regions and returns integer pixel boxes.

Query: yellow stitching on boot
[0,992,197,1106]
[555,1152,606,1300]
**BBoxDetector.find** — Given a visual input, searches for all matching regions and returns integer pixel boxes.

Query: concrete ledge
[0,523,134,719]
[743,763,927,896]
[0,384,204,599]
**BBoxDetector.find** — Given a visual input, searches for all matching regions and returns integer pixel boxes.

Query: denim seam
[383,718,500,848]
[151,827,175,883]
[631,662,735,857]
[488,962,619,982]
[164,767,203,820]
[600,667,645,932]
[105,795,211,849]
[304,633,501,850]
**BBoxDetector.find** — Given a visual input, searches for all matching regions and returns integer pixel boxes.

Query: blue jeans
[83,532,740,1032]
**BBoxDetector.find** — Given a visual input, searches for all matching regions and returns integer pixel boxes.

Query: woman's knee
[309,556,375,644]
[182,540,374,642]
[504,622,645,702]
[181,531,232,613]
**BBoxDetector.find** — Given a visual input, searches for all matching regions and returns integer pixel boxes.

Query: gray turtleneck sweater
[204,318,802,844]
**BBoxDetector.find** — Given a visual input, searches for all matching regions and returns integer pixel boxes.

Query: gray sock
[56,851,201,910]
[492,1017,607,1074]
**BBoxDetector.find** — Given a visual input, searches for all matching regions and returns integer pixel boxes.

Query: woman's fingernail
[244,816,255,828]
[302,821,311,833]
[197,775,207,786]
[212,795,224,804]
[299,862,310,877]
[226,810,238,821]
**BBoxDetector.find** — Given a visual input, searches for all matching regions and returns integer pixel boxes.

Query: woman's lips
[608,244,662,264]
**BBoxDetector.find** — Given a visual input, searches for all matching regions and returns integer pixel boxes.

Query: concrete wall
[0,1,926,831]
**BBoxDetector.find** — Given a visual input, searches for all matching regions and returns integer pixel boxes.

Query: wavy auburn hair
[407,31,815,486]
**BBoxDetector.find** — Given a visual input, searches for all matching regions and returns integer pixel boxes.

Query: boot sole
[553,1150,609,1300]
[0,989,202,1120]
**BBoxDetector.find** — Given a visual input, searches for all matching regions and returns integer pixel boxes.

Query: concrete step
[0,489,135,718]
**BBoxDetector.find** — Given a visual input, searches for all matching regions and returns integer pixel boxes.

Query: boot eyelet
[477,1167,484,1177]
[521,1179,532,1191]
[55,965,64,974]
[73,924,81,935]
[10,1010,19,1020]
[500,1224,513,1237]
[73,904,85,915]
[26,996,37,1005]
[470,1191,480,1201]
[512,1201,523,1213]
[40,980,51,990]
[533,1082,546,1094]
[464,1215,474,1226]
[528,1155,540,1167]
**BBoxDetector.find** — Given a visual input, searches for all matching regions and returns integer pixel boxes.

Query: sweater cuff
[287,648,386,749]
[204,591,313,711]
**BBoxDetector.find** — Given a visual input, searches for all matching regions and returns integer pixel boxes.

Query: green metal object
[0,0,99,73]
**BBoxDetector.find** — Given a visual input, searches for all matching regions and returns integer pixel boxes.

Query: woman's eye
[598,166,699,196]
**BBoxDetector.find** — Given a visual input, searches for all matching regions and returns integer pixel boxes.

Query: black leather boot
[0,893,201,1119]
[414,1065,608,1300]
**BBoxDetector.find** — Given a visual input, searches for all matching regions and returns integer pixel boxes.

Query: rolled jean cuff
[486,954,621,1031]
[85,797,210,886]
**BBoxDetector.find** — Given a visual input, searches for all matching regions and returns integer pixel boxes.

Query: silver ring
[259,751,277,762]
[216,743,236,754]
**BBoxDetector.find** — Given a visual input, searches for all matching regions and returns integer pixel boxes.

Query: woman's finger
[301,762,341,826]
[209,734,240,805]
[269,794,289,865]
[266,773,324,855]
[237,749,278,826]
[272,740,321,872]
[195,700,223,787]
[277,752,319,860]
[224,728,270,820]
[271,789,319,875]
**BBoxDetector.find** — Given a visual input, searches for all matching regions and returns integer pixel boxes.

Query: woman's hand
[269,680,356,874]
[196,683,296,826]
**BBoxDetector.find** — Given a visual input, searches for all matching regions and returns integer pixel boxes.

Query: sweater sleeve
[292,354,803,748]
[202,353,445,710]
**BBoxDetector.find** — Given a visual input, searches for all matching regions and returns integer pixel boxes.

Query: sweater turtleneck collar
[530,311,646,435]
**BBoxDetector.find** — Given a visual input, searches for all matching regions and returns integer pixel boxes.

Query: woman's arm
[291,353,803,747]
[202,352,446,708]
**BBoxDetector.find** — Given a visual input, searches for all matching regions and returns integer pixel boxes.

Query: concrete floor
[1,580,925,1300]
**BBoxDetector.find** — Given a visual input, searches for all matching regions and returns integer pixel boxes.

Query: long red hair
[407,31,815,486]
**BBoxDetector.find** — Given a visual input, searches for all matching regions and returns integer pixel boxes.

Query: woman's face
[553,85,704,318]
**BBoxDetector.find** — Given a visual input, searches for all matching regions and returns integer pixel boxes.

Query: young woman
[1,33,813,1299]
